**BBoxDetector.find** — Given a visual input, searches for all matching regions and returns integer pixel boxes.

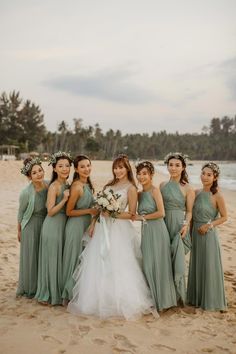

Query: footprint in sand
[224,271,234,276]
[151,344,176,352]
[112,334,137,353]
[192,329,217,338]
[92,338,106,345]
[216,345,231,352]
[41,335,63,345]
[201,348,214,353]
[78,325,91,336]
[53,350,66,354]
[99,320,123,329]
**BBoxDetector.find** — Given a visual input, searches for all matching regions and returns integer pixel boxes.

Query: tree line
[0,91,235,160]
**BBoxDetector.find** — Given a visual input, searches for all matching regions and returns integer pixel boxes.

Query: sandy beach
[0,160,236,354]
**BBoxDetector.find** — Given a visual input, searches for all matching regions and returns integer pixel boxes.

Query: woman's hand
[63,189,70,202]
[89,208,99,216]
[17,231,21,242]
[180,224,188,239]
[88,224,95,237]
[133,214,143,221]
[101,210,110,218]
[198,223,212,235]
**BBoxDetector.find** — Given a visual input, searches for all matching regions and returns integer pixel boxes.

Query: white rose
[106,204,114,211]
[102,198,109,207]
[106,192,112,199]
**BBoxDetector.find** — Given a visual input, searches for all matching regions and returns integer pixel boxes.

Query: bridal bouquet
[95,188,121,218]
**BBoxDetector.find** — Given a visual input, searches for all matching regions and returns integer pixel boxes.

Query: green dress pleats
[17,189,47,298]
[187,191,227,311]
[62,184,94,301]
[161,181,191,304]
[35,184,68,305]
[138,191,177,310]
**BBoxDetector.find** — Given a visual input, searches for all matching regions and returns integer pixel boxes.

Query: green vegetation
[1,91,235,160]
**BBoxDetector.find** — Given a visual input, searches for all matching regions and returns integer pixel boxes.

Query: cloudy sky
[1,0,236,134]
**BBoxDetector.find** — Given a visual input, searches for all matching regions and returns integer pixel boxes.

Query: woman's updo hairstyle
[135,161,155,175]
[202,162,220,195]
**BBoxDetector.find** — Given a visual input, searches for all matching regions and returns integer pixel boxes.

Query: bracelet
[207,221,214,230]
[140,215,148,225]
[182,220,188,226]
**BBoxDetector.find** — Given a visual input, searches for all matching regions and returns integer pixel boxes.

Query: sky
[1,0,236,134]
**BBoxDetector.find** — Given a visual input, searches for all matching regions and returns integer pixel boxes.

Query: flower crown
[135,160,155,174]
[115,153,128,159]
[164,152,189,165]
[20,157,42,176]
[48,151,73,165]
[202,162,220,176]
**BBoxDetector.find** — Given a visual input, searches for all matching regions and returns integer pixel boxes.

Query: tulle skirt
[68,216,154,320]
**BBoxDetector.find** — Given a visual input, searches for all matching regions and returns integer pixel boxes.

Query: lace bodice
[105,182,132,212]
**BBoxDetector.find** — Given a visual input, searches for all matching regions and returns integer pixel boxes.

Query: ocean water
[155,162,236,191]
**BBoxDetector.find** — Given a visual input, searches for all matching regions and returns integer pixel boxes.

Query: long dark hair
[105,154,137,189]
[166,153,189,185]
[50,156,72,185]
[202,162,220,195]
[73,155,94,193]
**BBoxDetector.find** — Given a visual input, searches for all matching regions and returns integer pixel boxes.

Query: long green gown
[17,189,47,297]
[138,191,177,310]
[62,184,94,301]
[161,181,191,304]
[187,191,227,311]
[35,184,68,305]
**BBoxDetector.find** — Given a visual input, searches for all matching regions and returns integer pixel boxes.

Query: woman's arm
[47,184,69,217]
[180,185,195,238]
[198,192,227,235]
[115,185,137,220]
[66,183,97,217]
[17,189,29,224]
[136,187,165,221]
[17,189,29,242]
[17,222,21,242]
[214,192,228,225]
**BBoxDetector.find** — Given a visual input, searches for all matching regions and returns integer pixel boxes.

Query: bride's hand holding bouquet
[95,189,121,219]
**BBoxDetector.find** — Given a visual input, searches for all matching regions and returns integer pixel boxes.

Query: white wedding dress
[68,182,154,320]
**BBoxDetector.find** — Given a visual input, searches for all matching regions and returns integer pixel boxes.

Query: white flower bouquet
[95,188,121,218]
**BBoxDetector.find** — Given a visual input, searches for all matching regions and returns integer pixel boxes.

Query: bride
[68,154,155,320]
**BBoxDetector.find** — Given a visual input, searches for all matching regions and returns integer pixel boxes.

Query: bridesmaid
[17,157,48,298]
[62,155,97,303]
[160,152,195,304]
[135,161,177,311]
[35,151,72,305]
[187,162,227,311]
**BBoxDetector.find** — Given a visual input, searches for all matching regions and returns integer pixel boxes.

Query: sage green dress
[35,184,68,305]
[17,188,47,297]
[62,184,94,301]
[138,191,177,310]
[161,181,191,304]
[187,191,227,311]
